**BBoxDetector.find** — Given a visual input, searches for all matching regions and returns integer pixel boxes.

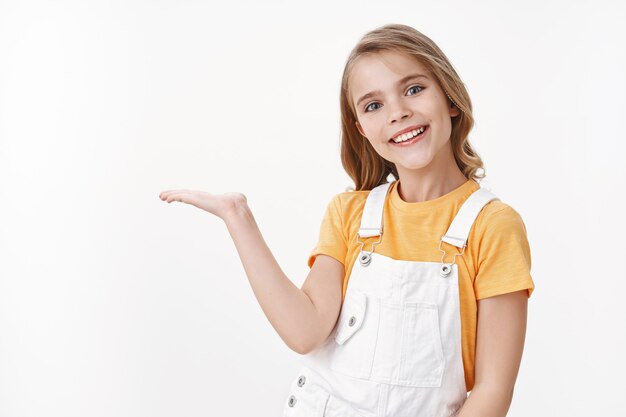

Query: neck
[394,144,468,203]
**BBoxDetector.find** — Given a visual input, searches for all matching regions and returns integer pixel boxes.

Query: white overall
[283,180,499,417]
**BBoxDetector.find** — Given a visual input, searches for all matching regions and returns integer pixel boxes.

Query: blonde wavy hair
[340,23,486,191]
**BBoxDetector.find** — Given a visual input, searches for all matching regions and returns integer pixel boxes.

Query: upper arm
[474,289,528,396]
[300,254,344,352]
[473,205,535,300]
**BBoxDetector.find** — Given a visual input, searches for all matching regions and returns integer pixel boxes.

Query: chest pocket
[329,289,377,380]
[329,290,445,388]
[395,301,445,387]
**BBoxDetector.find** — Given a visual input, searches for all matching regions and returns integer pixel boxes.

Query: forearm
[223,201,322,354]
[457,384,513,417]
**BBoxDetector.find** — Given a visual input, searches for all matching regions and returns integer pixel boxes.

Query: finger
[160,191,178,203]
[165,192,188,204]
[159,190,177,200]
[160,189,190,200]
[165,191,198,205]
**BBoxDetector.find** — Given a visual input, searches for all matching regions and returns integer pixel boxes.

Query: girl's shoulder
[332,188,371,217]
[317,188,369,220]
[318,190,368,236]
[477,198,526,224]
[471,199,530,243]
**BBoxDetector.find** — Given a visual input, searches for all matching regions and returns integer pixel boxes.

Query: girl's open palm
[159,189,247,220]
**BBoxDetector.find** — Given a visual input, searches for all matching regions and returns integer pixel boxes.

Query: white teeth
[392,126,425,143]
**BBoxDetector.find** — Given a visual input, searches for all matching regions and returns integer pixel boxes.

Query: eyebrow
[355,74,429,108]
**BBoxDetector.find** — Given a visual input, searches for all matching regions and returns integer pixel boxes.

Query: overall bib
[283,180,499,417]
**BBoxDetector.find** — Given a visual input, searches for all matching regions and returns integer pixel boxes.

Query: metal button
[440,263,452,277]
[348,316,357,326]
[288,395,297,407]
[297,375,306,387]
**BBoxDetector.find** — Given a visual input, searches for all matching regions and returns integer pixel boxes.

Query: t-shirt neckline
[389,178,479,213]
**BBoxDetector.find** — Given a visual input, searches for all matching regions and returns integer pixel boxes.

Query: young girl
[159,23,534,417]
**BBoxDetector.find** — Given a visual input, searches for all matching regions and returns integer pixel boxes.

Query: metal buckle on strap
[355,230,382,267]
[438,238,466,277]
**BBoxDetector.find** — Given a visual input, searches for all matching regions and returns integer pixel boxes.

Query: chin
[394,156,433,171]
[401,164,431,171]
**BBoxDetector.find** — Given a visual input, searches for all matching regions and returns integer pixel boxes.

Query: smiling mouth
[388,125,429,145]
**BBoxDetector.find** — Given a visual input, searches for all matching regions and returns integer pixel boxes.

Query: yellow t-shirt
[307,178,535,392]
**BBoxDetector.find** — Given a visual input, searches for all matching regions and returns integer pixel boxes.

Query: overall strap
[357,181,394,238]
[441,187,500,249]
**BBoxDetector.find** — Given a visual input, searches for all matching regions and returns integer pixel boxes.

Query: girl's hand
[158,189,248,220]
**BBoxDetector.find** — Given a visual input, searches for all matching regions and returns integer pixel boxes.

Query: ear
[355,120,366,137]
[449,103,461,118]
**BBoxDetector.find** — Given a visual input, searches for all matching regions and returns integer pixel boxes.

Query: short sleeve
[473,205,535,300]
[307,194,348,269]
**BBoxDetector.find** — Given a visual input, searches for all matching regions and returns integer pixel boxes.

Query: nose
[387,100,412,124]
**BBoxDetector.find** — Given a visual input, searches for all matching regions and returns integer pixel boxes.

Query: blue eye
[363,85,425,113]
[407,85,424,95]
[365,102,382,112]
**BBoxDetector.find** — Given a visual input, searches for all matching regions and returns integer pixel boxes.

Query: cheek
[360,115,385,138]
[358,120,374,137]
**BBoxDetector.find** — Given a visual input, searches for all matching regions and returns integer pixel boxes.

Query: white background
[1,0,625,416]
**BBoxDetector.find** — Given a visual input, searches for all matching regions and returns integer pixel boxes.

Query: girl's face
[350,50,460,173]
